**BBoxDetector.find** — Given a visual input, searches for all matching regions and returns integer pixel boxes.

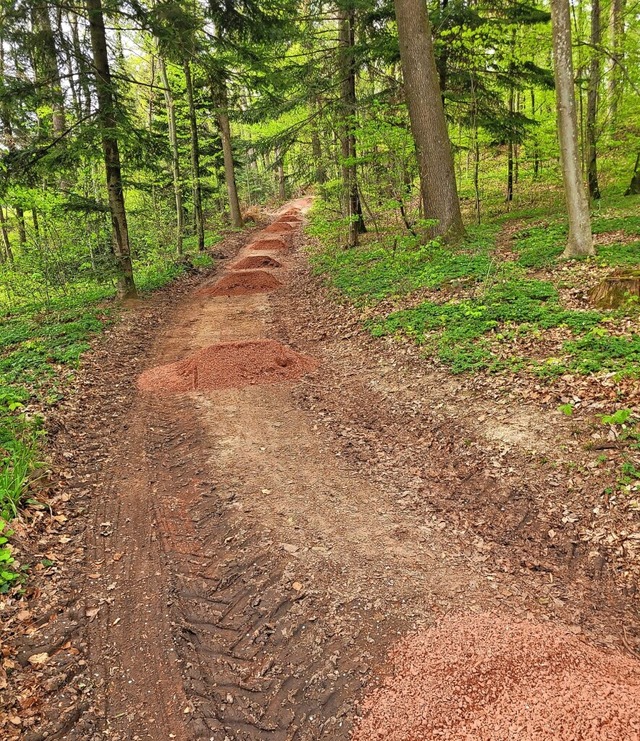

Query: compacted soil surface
[2,198,639,740]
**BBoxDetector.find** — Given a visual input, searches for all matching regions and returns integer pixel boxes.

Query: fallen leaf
[27,653,49,666]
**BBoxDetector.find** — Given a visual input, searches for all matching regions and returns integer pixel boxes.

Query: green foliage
[308,208,496,304]
[0,519,19,594]
[368,277,602,373]
[601,409,634,426]
[558,403,574,416]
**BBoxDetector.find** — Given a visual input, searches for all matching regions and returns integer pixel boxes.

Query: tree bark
[393,0,464,242]
[214,81,243,228]
[625,152,640,196]
[86,0,137,297]
[607,0,624,124]
[0,206,14,263]
[586,0,601,199]
[31,0,66,137]
[158,56,184,254]
[338,7,365,247]
[550,0,594,257]
[183,60,205,251]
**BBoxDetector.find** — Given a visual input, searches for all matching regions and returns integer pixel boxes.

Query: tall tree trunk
[338,6,365,247]
[393,0,464,242]
[214,81,243,228]
[586,0,601,199]
[86,0,137,297]
[607,0,624,124]
[311,98,326,184]
[31,0,66,136]
[158,56,184,254]
[183,60,205,251]
[550,0,594,257]
[531,89,540,177]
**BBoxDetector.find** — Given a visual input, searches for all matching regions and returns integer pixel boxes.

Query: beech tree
[86,0,137,297]
[393,0,464,242]
[550,0,594,257]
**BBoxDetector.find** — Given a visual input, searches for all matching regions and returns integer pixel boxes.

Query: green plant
[0,518,18,593]
[558,403,574,416]
[601,409,634,426]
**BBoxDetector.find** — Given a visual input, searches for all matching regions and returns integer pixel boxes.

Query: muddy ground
[1,201,639,740]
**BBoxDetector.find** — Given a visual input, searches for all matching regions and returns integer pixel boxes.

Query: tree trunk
[16,207,26,245]
[214,81,243,228]
[158,56,184,255]
[607,0,624,124]
[586,0,601,199]
[0,206,14,263]
[338,7,366,247]
[625,152,640,196]
[550,0,594,257]
[31,0,66,137]
[183,60,205,252]
[86,0,137,298]
[311,98,326,184]
[393,0,464,242]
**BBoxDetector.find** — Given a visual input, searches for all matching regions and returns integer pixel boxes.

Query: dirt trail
[68,199,486,740]
[7,200,639,740]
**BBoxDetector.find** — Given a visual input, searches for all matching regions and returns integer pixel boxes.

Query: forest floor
[2,199,640,739]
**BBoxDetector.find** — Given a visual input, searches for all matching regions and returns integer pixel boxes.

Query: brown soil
[231,255,282,269]
[354,613,640,741]
[250,237,288,251]
[4,201,640,741]
[137,339,318,392]
[198,269,282,296]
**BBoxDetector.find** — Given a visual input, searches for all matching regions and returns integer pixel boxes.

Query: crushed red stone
[231,255,282,270]
[353,613,640,741]
[137,340,318,393]
[197,270,282,296]
[251,238,288,251]
[264,221,295,233]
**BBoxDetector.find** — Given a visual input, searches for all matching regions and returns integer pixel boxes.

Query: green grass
[307,209,497,304]
[308,193,640,379]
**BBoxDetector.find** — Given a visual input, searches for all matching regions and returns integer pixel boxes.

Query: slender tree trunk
[625,152,640,196]
[586,0,601,198]
[31,0,66,136]
[183,60,205,251]
[311,99,326,184]
[86,0,137,297]
[0,206,14,262]
[550,0,594,256]
[607,0,624,124]
[32,208,40,236]
[214,81,243,228]
[16,207,26,245]
[338,7,365,247]
[158,56,184,254]
[393,0,464,242]
[531,89,540,177]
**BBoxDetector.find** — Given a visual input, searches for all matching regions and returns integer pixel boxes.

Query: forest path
[13,200,637,741]
[72,199,492,740]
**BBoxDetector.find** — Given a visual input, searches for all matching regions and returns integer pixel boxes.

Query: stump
[589,272,640,308]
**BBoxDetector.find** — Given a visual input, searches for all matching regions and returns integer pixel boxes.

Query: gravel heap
[138,340,318,393]
[198,270,282,296]
[353,613,640,741]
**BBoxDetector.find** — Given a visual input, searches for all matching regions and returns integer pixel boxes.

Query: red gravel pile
[138,340,318,393]
[232,255,282,269]
[251,238,288,251]
[198,270,282,296]
[353,613,640,741]
[264,221,295,233]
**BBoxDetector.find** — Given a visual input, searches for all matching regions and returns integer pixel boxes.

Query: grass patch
[369,278,603,374]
